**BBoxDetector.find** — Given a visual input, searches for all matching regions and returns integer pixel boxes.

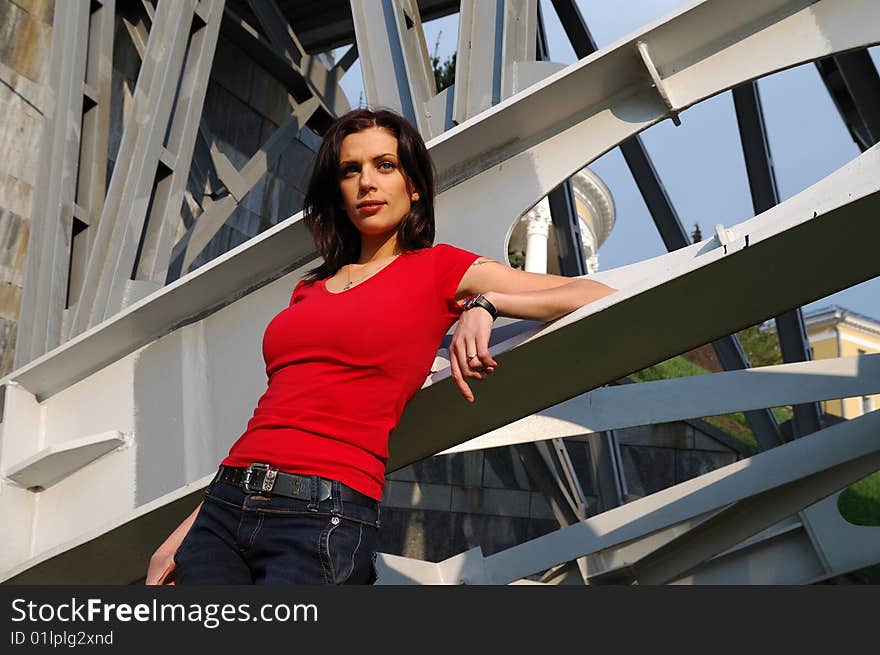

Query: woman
[146,108,616,585]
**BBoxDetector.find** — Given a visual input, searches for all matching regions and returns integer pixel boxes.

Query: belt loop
[331,480,342,516]
[307,475,319,511]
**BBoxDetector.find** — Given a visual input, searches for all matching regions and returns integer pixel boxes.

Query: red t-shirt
[221,243,481,500]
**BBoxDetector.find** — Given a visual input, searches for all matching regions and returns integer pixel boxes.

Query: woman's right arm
[145,501,203,585]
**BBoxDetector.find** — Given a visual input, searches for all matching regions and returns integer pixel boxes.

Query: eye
[378,161,395,171]
[341,164,359,176]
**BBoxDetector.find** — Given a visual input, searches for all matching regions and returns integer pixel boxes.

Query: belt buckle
[244,462,277,493]
[318,479,332,502]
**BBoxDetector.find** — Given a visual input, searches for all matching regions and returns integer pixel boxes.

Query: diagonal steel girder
[404,0,880,467]
[131,0,226,289]
[731,81,823,439]
[350,0,439,137]
[453,0,539,125]
[73,0,115,303]
[537,0,623,517]
[815,50,880,152]
[174,96,320,275]
[66,0,198,337]
[14,0,91,369]
[550,0,785,450]
[245,0,350,119]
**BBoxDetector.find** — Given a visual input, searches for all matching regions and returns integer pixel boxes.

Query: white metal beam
[452,0,538,123]
[432,0,880,264]
[134,0,225,288]
[350,0,438,137]
[15,0,90,366]
[67,0,196,335]
[440,354,880,454]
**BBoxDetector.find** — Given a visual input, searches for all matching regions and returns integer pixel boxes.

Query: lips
[357,200,385,215]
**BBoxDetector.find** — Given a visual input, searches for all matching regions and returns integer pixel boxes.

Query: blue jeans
[173,468,380,584]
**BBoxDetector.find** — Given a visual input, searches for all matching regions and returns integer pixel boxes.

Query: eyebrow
[339,153,398,166]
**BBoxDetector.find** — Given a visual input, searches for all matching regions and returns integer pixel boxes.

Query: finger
[453,339,473,379]
[475,340,496,371]
[458,337,479,379]
[450,346,474,402]
[464,336,485,378]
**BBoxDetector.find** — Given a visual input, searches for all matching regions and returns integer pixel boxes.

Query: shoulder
[429,242,482,263]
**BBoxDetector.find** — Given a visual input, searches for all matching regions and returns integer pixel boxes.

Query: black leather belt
[217,464,377,509]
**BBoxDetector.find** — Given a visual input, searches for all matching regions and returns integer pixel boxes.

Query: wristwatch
[462,294,498,321]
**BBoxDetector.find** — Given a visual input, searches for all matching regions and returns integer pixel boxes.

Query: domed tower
[507,167,615,275]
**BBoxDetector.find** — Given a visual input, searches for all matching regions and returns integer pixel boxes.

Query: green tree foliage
[508,249,525,270]
[432,51,456,92]
[736,323,783,367]
[430,31,457,92]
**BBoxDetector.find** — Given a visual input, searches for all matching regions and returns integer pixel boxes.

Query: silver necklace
[342,255,399,290]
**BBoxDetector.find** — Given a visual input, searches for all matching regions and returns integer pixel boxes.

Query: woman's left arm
[448,257,617,402]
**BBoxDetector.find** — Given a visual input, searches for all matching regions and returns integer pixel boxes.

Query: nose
[359,164,377,192]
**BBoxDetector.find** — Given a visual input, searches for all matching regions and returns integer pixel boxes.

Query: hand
[146,548,177,585]
[449,305,498,403]
[144,501,202,585]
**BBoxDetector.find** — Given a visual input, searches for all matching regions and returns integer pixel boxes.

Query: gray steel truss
[537,1,625,516]
[15,0,91,368]
[13,0,353,368]
[174,96,320,275]
[66,0,208,336]
[350,0,438,137]
[453,0,538,123]
[550,0,786,452]
[2,0,879,586]
[245,0,350,119]
[816,50,880,151]
[73,0,115,310]
[132,0,225,291]
[732,80,823,439]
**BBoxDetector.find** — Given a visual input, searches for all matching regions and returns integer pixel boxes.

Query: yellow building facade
[804,306,880,418]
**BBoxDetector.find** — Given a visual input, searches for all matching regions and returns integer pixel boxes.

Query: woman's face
[338,126,418,241]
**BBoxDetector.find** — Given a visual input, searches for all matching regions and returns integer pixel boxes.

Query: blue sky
[336,1,880,321]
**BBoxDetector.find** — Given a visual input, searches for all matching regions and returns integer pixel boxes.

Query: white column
[522,199,553,273]
[579,217,599,274]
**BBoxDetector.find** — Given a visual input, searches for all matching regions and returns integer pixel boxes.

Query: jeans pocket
[318,516,366,585]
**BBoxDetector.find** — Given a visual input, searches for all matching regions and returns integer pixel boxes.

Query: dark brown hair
[301,108,436,282]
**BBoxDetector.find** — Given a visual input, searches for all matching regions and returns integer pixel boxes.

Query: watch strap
[463,294,498,321]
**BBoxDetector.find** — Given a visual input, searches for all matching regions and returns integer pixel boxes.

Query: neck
[356,232,400,265]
